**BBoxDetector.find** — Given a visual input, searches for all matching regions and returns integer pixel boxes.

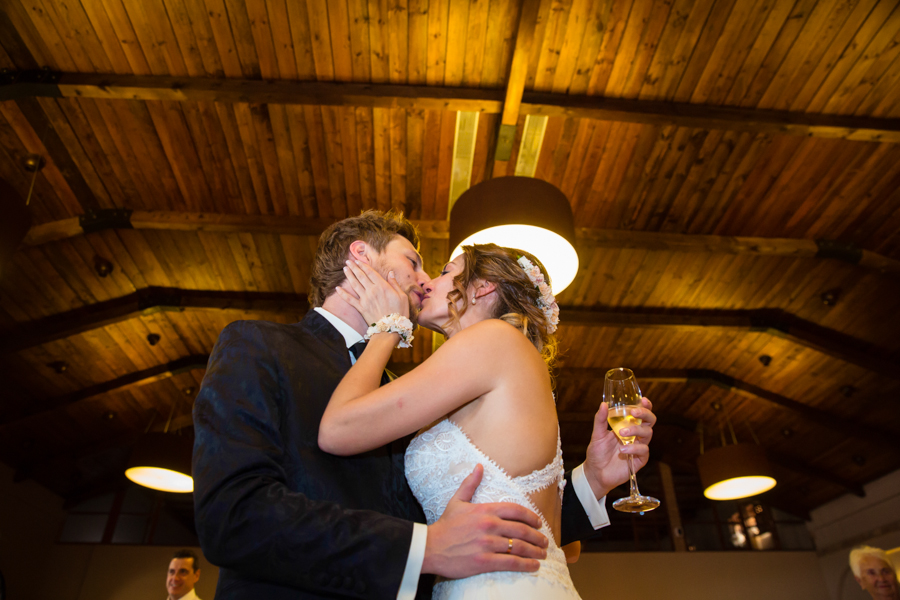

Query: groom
[193,210,656,599]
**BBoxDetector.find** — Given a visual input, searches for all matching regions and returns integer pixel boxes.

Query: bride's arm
[319,318,520,455]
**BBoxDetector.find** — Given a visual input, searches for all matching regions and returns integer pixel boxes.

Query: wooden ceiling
[2,0,900,521]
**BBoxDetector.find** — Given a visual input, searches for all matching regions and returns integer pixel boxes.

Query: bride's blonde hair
[443,244,559,368]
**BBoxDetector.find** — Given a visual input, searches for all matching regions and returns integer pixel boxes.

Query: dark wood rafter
[0,288,309,354]
[22,213,900,277]
[563,368,900,451]
[3,288,897,379]
[0,354,210,427]
[560,310,900,380]
[2,72,900,143]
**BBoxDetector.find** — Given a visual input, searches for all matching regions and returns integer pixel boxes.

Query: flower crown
[516,256,560,334]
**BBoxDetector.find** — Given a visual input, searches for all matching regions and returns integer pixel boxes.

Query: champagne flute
[605,367,660,513]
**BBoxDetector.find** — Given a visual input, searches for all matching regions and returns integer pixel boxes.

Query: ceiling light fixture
[697,406,776,501]
[125,401,193,493]
[448,177,579,294]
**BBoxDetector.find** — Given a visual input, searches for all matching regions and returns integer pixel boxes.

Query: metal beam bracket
[815,239,863,264]
[137,287,182,312]
[494,124,517,161]
[79,208,134,235]
[0,68,61,100]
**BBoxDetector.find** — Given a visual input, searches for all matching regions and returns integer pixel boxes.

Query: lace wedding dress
[405,418,582,599]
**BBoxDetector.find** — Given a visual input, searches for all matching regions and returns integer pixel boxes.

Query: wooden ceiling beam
[0,354,209,427]
[3,286,897,380]
[0,287,309,354]
[490,0,542,177]
[23,213,900,278]
[563,368,900,451]
[559,310,900,380]
[4,71,900,142]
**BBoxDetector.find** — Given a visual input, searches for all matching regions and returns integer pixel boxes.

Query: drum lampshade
[697,443,776,500]
[125,433,194,493]
[449,177,579,294]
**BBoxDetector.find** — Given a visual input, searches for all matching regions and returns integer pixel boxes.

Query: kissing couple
[192,210,657,599]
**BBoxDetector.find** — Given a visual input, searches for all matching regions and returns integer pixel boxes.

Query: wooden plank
[203,0,245,77]
[355,106,378,211]
[0,0,48,69]
[160,0,207,76]
[98,0,153,74]
[425,0,450,85]
[284,0,315,80]
[408,0,428,85]
[347,0,373,81]
[244,0,280,78]
[35,97,113,208]
[443,0,469,86]
[283,105,319,216]
[461,0,489,87]
[2,98,92,213]
[223,0,262,78]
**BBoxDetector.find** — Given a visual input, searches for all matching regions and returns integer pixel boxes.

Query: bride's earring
[471,296,477,304]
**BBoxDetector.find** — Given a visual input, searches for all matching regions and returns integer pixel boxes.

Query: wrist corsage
[365,314,414,348]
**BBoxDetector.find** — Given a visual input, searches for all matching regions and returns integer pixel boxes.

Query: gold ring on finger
[507,538,513,554]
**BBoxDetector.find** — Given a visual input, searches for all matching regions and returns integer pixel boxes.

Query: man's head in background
[166,549,201,600]
[850,546,899,600]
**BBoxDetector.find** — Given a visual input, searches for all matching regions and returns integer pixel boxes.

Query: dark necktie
[348,340,392,385]
[349,340,367,361]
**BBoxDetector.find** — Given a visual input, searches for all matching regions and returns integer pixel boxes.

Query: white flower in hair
[517,256,560,334]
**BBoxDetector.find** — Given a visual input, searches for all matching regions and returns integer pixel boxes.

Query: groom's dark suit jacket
[193,311,597,599]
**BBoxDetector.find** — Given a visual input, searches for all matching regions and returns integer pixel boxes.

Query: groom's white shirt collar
[314,307,364,357]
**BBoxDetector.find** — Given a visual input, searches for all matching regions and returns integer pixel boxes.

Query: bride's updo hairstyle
[444,244,559,367]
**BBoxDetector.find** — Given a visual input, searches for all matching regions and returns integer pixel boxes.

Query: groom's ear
[348,240,371,264]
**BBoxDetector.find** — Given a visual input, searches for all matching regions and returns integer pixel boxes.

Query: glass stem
[627,453,641,498]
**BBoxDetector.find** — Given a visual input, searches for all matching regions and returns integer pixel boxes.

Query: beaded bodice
[405,418,579,598]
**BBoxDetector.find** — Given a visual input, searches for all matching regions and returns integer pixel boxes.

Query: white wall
[569,551,828,600]
[807,468,900,600]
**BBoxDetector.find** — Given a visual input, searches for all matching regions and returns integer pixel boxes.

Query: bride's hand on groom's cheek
[337,259,410,321]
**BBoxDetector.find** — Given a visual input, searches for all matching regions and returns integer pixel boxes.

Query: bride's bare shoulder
[444,319,540,361]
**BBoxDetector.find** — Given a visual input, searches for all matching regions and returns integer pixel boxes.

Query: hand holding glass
[605,368,660,513]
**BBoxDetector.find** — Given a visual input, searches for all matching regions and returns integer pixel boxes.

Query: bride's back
[446,320,563,543]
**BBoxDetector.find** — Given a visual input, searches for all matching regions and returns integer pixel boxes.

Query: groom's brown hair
[308,210,420,308]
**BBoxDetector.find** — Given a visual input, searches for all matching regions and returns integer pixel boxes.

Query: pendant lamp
[125,432,194,493]
[697,443,777,501]
[126,399,194,493]
[0,178,33,280]
[449,177,579,294]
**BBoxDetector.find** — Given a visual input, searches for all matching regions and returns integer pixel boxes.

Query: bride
[319,244,645,599]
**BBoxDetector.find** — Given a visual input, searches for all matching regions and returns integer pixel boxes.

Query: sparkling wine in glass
[605,367,660,513]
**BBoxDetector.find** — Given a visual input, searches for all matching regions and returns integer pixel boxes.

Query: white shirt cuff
[572,464,610,530]
[397,522,427,600]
